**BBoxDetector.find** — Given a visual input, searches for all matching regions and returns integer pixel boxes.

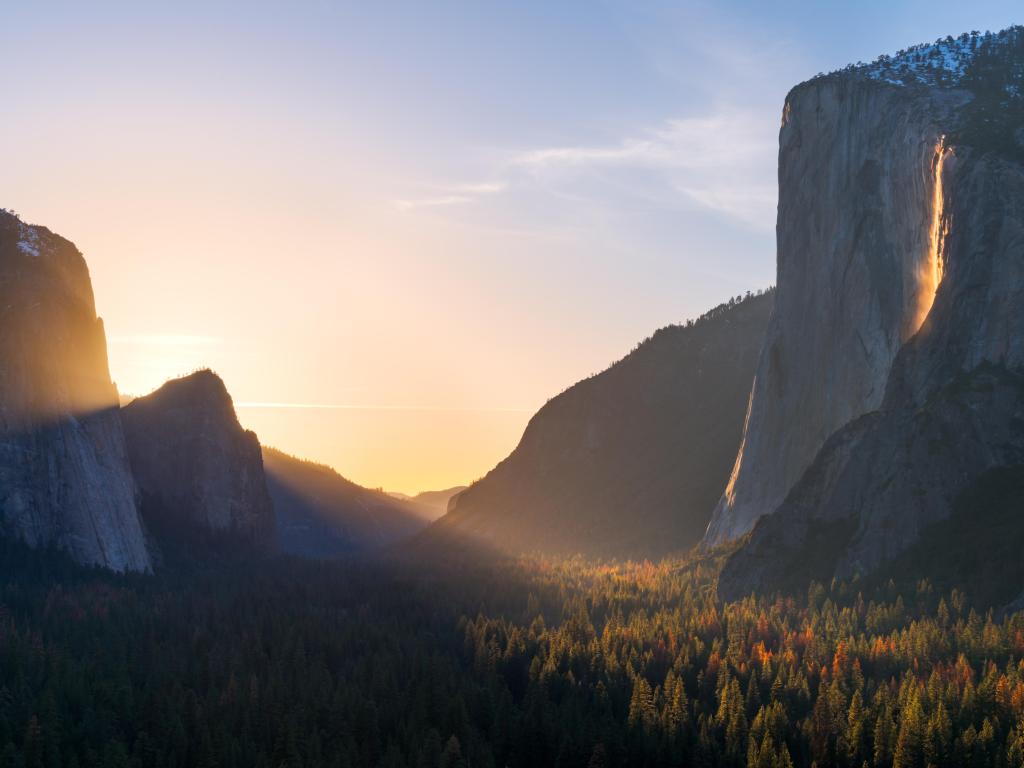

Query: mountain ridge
[264,446,430,557]
[417,290,774,559]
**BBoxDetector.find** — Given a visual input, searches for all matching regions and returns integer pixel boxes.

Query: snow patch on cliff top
[815,26,1023,89]
[865,36,975,85]
[16,224,41,258]
[2,210,45,259]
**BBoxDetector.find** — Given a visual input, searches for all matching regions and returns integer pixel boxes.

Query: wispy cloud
[394,181,507,211]
[514,139,664,168]
[394,195,473,211]
[390,111,776,229]
[448,182,507,195]
[514,113,771,170]
[508,110,777,229]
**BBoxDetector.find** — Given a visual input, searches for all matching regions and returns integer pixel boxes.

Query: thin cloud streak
[395,194,473,211]
[508,110,778,229]
[514,139,662,167]
[235,401,534,413]
[449,181,507,194]
[394,181,507,211]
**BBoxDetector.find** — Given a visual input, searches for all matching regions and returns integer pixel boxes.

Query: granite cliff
[122,370,276,549]
[713,28,1024,598]
[0,210,151,572]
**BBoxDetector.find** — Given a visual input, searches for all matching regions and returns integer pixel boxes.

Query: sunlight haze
[3,0,1019,493]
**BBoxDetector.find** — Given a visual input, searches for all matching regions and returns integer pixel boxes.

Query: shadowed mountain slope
[417,291,774,559]
[264,447,430,558]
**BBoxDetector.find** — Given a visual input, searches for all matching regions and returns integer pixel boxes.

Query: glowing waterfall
[913,138,949,334]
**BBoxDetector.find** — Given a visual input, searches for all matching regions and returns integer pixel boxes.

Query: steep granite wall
[0,210,151,571]
[705,77,968,545]
[122,370,276,548]
[716,29,1024,598]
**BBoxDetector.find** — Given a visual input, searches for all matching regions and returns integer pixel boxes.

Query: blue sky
[2,1,1021,491]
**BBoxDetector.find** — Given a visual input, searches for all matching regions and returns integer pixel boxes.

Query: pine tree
[663,674,689,735]
[440,735,464,768]
[847,689,867,764]
[747,673,763,717]
[417,730,443,768]
[628,676,655,731]
[1007,724,1024,768]
[874,704,897,768]
[892,691,923,768]
[587,743,607,768]
[720,677,748,762]
[922,701,951,767]
[771,673,784,703]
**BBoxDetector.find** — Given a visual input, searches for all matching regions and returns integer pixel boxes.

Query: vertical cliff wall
[714,29,1024,597]
[0,210,151,571]
[705,78,966,545]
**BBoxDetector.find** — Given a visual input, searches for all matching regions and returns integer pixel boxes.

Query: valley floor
[1,542,1024,768]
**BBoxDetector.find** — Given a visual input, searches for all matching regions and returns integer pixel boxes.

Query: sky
[2,1,1020,493]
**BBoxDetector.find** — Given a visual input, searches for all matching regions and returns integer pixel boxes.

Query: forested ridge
[425,290,774,560]
[2,541,1024,768]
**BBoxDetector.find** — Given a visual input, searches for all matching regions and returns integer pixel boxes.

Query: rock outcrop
[715,28,1024,598]
[0,210,151,572]
[418,292,773,559]
[122,371,275,548]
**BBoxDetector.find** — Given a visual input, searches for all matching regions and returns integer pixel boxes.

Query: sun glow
[913,138,950,334]
[107,335,223,399]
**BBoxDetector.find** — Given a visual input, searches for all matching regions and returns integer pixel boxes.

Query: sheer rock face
[0,210,151,572]
[705,78,968,546]
[122,371,276,547]
[715,31,1024,598]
